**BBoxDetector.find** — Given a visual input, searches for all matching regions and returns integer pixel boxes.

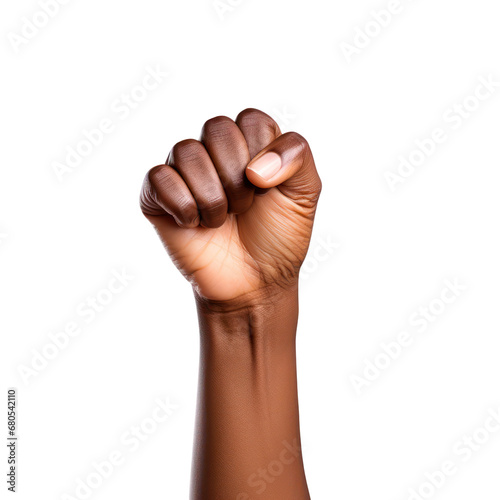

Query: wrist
[194,282,298,313]
[194,283,299,343]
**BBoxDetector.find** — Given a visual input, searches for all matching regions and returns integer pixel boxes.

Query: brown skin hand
[140,108,321,499]
[140,109,321,302]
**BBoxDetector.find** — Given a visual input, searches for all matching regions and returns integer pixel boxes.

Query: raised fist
[140,108,321,302]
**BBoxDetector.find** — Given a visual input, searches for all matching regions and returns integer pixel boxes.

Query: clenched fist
[140,108,321,302]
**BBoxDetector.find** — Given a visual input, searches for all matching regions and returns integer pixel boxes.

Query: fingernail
[247,152,282,181]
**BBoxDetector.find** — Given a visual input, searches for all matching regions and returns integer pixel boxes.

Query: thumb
[245,132,322,203]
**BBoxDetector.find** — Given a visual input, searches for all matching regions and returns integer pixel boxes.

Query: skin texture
[140,108,321,499]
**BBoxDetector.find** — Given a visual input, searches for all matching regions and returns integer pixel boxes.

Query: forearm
[190,285,310,500]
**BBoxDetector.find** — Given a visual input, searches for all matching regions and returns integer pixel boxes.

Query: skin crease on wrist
[140,108,321,499]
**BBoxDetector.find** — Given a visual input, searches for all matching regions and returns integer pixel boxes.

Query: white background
[2,0,500,499]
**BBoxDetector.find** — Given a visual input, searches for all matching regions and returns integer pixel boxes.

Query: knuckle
[236,108,280,135]
[202,116,235,139]
[147,164,170,190]
[284,131,310,153]
[169,139,204,164]
[141,165,169,216]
